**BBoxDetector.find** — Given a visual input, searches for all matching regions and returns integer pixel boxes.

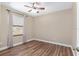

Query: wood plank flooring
[0,40,73,56]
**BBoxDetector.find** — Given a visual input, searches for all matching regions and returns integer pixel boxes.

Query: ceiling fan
[24,2,45,13]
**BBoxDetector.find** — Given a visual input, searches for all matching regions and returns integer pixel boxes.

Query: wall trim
[13,42,23,47]
[0,42,23,51]
[70,46,76,56]
[0,46,8,51]
[27,38,72,47]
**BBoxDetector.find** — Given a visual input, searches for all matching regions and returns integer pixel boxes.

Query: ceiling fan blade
[28,9,32,12]
[35,7,45,10]
[30,2,40,5]
[24,5,32,8]
[38,7,45,10]
[35,2,40,5]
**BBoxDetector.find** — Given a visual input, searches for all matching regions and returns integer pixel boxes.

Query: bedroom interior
[0,2,77,56]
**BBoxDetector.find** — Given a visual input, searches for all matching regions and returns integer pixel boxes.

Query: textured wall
[33,9,73,46]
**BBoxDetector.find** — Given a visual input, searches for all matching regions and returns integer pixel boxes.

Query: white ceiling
[4,2,72,16]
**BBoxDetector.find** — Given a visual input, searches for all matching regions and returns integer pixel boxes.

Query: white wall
[33,9,73,46]
[0,4,9,48]
[72,3,77,49]
[0,3,2,46]
[24,16,34,40]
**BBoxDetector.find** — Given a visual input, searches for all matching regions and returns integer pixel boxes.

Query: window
[12,13,24,36]
[12,26,23,36]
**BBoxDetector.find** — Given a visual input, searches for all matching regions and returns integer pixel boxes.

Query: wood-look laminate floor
[0,40,73,56]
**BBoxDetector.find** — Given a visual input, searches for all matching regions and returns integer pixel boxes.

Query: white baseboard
[0,42,23,51]
[0,46,8,51]
[70,46,75,56]
[13,42,23,47]
[27,38,72,47]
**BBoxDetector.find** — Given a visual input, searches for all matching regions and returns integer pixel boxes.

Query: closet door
[12,13,24,46]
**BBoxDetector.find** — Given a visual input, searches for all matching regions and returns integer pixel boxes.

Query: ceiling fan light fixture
[24,2,45,13]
